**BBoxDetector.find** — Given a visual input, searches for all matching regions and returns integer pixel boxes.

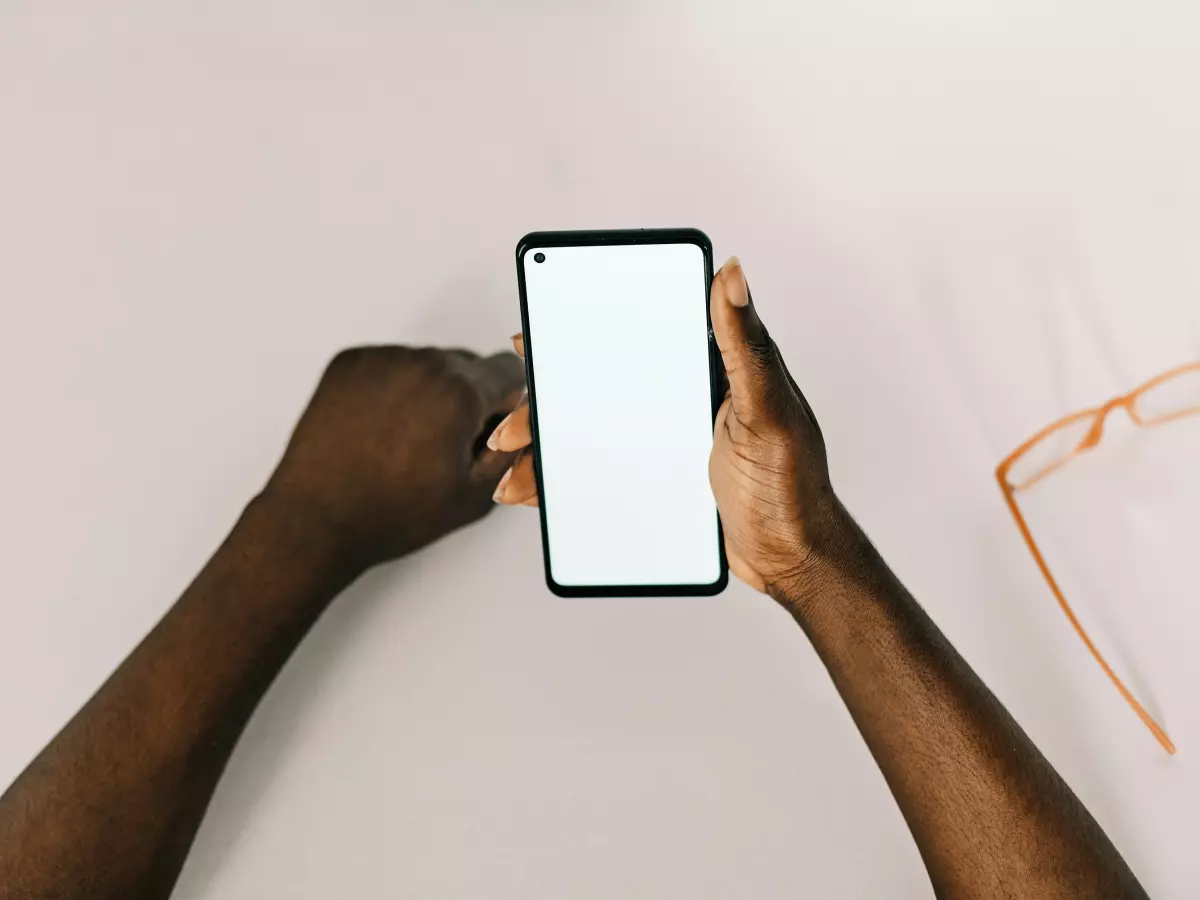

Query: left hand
[265,345,526,571]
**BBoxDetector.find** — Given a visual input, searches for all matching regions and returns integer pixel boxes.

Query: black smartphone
[515,228,728,597]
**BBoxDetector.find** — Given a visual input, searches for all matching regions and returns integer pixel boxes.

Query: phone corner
[544,570,570,598]
[515,233,542,262]
[704,568,730,596]
[679,228,713,254]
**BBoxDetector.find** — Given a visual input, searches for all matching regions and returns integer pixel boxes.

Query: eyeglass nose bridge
[1077,395,1137,451]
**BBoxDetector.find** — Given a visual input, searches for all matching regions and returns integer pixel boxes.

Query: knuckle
[411,346,446,372]
[326,346,366,377]
[328,346,358,368]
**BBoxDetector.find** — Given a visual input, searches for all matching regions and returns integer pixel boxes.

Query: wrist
[767,497,879,623]
[245,488,372,584]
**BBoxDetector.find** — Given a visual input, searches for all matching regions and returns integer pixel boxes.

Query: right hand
[489,257,849,601]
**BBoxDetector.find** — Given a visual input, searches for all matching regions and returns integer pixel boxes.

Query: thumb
[710,257,788,419]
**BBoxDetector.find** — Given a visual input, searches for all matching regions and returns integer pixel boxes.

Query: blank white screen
[523,242,721,587]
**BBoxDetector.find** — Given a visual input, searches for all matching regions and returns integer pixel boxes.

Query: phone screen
[519,235,725,594]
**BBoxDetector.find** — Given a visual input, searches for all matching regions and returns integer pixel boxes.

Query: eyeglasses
[996,361,1200,755]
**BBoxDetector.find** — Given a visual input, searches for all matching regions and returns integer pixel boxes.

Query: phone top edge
[516,228,712,256]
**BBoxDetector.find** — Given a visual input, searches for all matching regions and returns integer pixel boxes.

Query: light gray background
[2,2,1199,897]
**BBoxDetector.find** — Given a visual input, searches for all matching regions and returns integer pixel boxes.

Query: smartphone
[515,229,728,597]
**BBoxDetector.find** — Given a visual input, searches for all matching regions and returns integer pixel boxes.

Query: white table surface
[2,3,1199,897]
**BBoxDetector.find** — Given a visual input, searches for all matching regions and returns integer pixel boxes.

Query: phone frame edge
[515,228,730,598]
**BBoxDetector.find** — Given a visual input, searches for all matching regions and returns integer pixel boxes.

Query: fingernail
[722,256,749,308]
[486,413,510,451]
[492,466,512,502]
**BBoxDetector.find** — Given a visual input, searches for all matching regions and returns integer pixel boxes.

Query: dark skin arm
[0,345,525,900]
[492,257,1149,899]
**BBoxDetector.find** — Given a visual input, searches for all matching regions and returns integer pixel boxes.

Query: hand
[489,258,848,601]
[705,257,845,598]
[265,345,525,571]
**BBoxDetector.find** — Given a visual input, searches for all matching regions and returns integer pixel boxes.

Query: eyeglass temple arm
[996,474,1176,754]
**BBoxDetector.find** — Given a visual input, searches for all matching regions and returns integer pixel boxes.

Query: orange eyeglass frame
[996,360,1200,755]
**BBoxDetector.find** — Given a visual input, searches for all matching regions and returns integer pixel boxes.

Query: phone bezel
[515,228,730,597]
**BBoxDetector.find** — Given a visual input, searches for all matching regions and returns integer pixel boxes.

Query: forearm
[0,494,358,900]
[779,505,1147,899]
